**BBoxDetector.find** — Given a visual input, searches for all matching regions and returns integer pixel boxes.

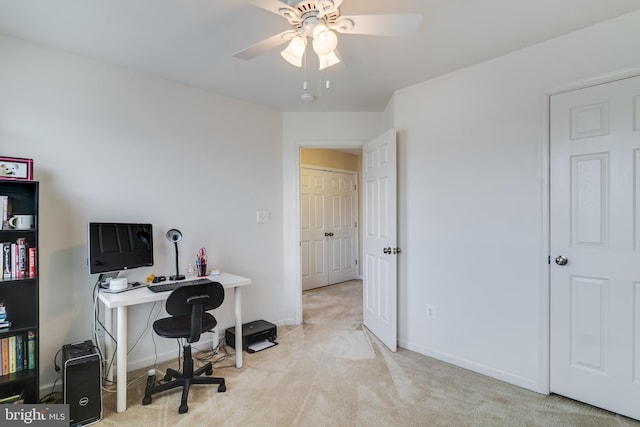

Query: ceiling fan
[233,0,422,70]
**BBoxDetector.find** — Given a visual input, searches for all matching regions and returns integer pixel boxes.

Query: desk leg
[234,286,243,368]
[116,306,128,413]
[104,307,114,383]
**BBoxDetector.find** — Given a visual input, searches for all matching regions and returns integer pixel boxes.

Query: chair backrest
[166,282,225,315]
[165,282,225,342]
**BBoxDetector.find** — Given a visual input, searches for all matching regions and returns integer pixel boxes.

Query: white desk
[97,272,252,413]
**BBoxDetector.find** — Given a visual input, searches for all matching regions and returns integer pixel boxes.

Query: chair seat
[153,312,217,339]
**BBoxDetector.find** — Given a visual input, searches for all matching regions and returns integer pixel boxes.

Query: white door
[363,129,398,352]
[550,75,640,420]
[301,167,358,291]
[301,168,328,289]
[326,171,359,284]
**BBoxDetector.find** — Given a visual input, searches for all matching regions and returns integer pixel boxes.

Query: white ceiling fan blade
[233,30,295,60]
[333,14,422,37]
[249,0,297,17]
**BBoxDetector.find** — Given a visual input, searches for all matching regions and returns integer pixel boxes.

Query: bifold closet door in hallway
[301,167,358,291]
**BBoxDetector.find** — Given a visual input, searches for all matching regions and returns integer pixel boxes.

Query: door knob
[383,247,392,254]
[393,248,401,254]
[324,232,331,237]
[555,255,568,266]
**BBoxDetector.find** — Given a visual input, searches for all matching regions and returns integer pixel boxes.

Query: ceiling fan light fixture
[312,24,338,56]
[281,36,307,67]
[318,50,341,70]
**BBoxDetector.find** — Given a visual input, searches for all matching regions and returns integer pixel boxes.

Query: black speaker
[62,341,102,426]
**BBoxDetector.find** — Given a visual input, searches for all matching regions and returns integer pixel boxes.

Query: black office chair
[142,282,226,414]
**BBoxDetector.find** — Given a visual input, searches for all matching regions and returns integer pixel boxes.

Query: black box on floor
[225,320,277,352]
[62,340,102,426]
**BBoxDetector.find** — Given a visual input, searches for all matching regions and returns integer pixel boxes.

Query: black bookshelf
[0,181,39,404]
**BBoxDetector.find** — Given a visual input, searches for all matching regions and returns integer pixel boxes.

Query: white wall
[0,35,284,390]
[394,10,640,392]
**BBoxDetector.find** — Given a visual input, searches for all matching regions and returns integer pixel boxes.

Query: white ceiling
[1,0,639,112]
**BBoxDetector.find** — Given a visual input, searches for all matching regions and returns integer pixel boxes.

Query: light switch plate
[256,210,270,223]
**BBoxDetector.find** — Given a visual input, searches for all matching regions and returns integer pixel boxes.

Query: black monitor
[88,222,154,274]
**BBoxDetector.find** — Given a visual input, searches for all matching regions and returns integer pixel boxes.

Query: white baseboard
[398,338,544,393]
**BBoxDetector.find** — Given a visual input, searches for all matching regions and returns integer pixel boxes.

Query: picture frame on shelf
[0,157,33,181]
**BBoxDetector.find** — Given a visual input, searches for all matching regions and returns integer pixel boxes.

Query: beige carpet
[96,280,640,426]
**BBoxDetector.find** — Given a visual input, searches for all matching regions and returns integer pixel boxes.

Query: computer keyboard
[147,278,213,293]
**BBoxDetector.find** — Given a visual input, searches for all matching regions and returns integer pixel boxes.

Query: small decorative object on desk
[196,247,207,277]
[0,157,33,181]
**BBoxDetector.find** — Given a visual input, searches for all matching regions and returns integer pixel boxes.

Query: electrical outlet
[95,324,105,339]
[426,304,436,319]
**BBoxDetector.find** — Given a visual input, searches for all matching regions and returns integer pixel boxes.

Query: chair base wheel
[218,384,226,392]
[142,396,152,405]
[179,404,188,414]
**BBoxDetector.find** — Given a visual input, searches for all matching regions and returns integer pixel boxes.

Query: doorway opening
[299,147,363,318]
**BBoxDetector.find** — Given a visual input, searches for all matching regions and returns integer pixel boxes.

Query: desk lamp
[166,229,185,281]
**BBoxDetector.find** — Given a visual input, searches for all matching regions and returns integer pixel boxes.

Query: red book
[11,243,16,279]
[28,247,36,278]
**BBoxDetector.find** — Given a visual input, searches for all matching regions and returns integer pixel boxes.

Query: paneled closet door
[301,167,358,291]
[326,171,358,285]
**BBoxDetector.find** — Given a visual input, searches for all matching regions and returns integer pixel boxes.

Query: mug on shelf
[8,214,35,230]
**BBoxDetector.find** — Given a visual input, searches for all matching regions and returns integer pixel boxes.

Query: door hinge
[354,184,357,191]
[548,255,550,265]
[355,221,358,228]
[355,259,358,265]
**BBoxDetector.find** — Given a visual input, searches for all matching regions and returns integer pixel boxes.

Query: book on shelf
[2,242,9,279]
[27,331,35,370]
[16,238,26,279]
[8,335,16,374]
[15,334,23,372]
[28,247,36,277]
[1,338,8,375]
[0,388,24,404]
[10,242,16,279]
[22,333,27,371]
[0,195,8,230]
[0,195,11,230]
